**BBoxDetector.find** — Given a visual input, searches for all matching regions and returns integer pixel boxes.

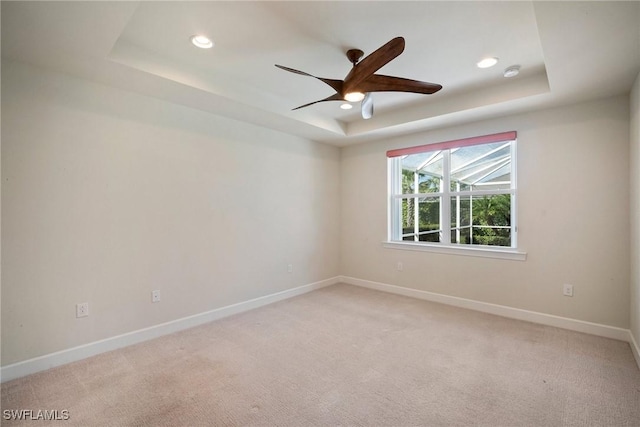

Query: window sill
[382,241,527,261]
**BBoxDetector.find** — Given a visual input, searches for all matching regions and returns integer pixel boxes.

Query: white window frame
[385,132,526,261]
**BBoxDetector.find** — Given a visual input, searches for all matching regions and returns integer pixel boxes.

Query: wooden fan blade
[361,92,373,120]
[275,65,343,93]
[343,37,405,94]
[292,93,343,110]
[358,74,443,94]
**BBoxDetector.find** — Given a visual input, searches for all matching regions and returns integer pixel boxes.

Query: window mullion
[455,182,461,244]
[442,150,451,244]
[388,158,401,241]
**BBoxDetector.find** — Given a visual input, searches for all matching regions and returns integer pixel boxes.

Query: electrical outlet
[563,284,574,297]
[152,290,161,303]
[397,261,403,271]
[287,264,293,273]
[76,302,89,318]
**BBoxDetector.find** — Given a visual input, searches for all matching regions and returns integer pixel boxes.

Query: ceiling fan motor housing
[346,49,364,65]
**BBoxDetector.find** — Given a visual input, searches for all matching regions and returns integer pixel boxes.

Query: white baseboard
[630,330,640,370]
[0,277,340,383]
[4,276,637,383]
[339,276,631,342]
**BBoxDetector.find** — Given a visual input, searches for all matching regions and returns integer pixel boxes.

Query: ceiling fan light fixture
[190,35,214,49]
[477,57,498,68]
[344,91,365,102]
[340,103,353,110]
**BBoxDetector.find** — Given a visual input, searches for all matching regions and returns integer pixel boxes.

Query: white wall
[1,61,341,366]
[631,72,640,352]
[341,96,631,329]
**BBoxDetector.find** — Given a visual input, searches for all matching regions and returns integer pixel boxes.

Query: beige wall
[631,72,640,348]
[1,57,636,369]
[1,61,341,365]
[341,95,631,328]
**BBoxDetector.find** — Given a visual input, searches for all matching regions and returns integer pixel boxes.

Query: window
[387,131,522,258]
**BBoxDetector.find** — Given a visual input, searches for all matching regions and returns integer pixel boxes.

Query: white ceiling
[2,1,639,146]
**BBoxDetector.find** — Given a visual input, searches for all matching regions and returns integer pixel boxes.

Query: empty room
[2,1,640,425]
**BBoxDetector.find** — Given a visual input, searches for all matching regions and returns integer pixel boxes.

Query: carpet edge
[340,276,632,342]
[0,277,341,383]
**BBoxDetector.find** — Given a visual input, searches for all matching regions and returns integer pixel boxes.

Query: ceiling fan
[275,36,442,120]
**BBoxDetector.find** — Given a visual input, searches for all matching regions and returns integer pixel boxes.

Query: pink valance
[386,131,517,158]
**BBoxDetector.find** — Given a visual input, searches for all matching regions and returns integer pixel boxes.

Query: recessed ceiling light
[477,57,498,68]
[340,103,353,110]
[504,65,521,78]
[190,35,214,49]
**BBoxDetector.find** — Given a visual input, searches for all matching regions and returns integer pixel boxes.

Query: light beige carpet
[2,283,640,426]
